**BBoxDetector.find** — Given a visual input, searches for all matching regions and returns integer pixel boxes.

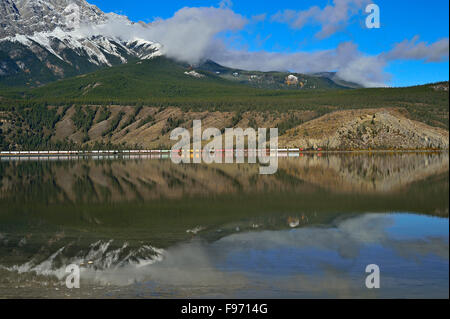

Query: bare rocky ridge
[280,108,449,150]
[1,105,448,150]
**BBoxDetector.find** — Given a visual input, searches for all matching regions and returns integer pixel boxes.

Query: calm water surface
[0,153,448,298]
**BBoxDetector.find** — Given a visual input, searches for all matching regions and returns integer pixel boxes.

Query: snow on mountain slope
[0,0,162,86]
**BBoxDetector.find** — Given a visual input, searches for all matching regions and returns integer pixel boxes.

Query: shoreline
[0,149,447,159]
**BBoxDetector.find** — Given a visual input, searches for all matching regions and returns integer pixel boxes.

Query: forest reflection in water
[1,152,448,202]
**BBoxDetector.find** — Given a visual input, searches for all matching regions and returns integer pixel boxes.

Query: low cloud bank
[78,4,449,87]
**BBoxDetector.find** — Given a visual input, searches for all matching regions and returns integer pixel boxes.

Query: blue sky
[88,0,449,87]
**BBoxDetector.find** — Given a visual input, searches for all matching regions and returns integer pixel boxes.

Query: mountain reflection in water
[0,152,448,298]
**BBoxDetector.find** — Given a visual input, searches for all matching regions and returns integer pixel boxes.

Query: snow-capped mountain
[0,0,162,86]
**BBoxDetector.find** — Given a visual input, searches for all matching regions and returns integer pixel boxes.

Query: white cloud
[271,0,371,38]
[146,7,247,64]
[80,6,247,65]
[384,36,450,62]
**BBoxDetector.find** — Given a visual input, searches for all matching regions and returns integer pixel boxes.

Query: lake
[0,152,448,298]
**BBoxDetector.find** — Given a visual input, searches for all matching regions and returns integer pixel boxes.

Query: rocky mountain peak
[0,0,107,38]
[0,0,162,86]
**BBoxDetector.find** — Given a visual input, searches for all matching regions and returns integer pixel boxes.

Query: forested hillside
[0,57,448,151]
